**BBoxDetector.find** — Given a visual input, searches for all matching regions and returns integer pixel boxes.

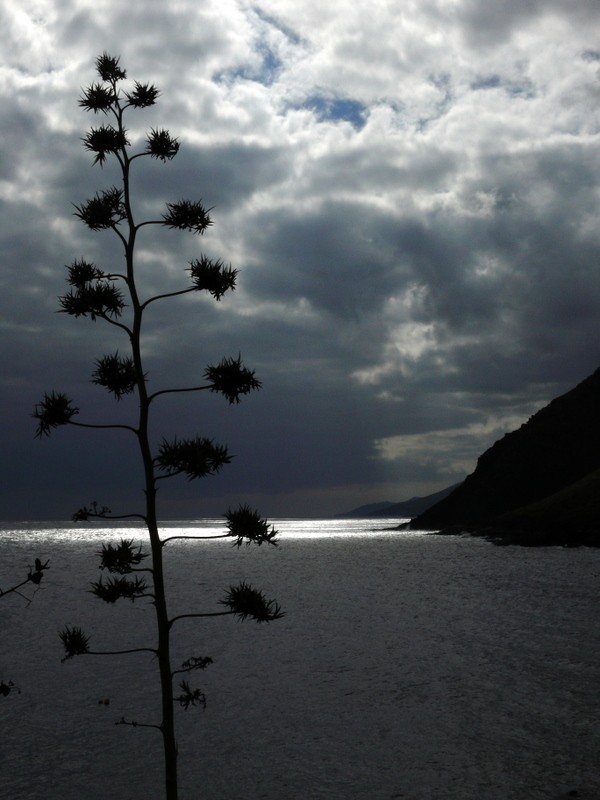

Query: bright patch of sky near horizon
[1,0,600,517]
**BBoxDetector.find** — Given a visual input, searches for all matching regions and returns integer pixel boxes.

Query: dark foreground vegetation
[33,53,282,800]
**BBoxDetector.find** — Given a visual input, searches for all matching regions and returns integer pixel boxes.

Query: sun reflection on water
[0,518,415,543]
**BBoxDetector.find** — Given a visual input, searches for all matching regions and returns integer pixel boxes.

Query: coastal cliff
[409,367,600,545]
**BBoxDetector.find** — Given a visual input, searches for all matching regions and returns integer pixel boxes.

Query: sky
[1,0,600,520]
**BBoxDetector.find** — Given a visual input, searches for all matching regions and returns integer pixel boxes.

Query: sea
[1,518,599,800]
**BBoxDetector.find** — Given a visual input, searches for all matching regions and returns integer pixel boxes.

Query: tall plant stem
[119,121,178,800]
[44,56,283,799]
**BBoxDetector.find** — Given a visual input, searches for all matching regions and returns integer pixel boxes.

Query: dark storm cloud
[1,1,600,517]
[137,140,289,213]
[243,202,405,318]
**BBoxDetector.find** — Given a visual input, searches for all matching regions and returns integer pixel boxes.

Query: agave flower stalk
[35,52,283,800]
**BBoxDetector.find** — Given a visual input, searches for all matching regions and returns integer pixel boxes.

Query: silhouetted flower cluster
[91,575,149,604]
[155,437,231,480]
[175,680,206,710]
[60,626,90,661]
[177,656,213,673]
[127,81,160,109]
[33,391,79,438]
[96,52,126,82]
[92,352,137,399]
[221,581,284,622]
[97,539,148,574]
[204,355,261,404]
[72,501,112,521]
[28,558,50,585]
[74,187,127,230]
[162,200,213,234]
[65,258,106,286]
[60,282,125,320]
[188,256,237,300]
[146,128,179,161]
[60,258,125,321]
[79,55,159,117]
[79,82,116,114]
[224,505,278,547]
[83,125,129,165]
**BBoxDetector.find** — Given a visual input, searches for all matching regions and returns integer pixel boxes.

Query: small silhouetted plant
[0,559,50,603]
[0,558,50,696]
[34,53,282,800]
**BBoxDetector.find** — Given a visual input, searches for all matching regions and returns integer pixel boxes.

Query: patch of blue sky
[213,8,304,89]
[251,5,304,47]
[417,73,454,132]
[213,42,282,87]
[582,49,600,62]
[471,74,502,90]
[470,73,535,99]
[255,42,283,84]
[300,95,368,130]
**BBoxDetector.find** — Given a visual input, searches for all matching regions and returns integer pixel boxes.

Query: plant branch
[1,558,50,602]
[154,470,185,482]
[116,717,162,732]
[169,611,235,628]
[86,647,157,657]
[140,288,196,310]
[161,533,230,545]
[171,655,213,679]
[98,313,133,336]
[70,421,138,434]
[0,578,31,599]
[135,219,167,229]
[148,385,209,404]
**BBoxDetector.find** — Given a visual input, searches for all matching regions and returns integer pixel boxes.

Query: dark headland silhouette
[408,367,600,546]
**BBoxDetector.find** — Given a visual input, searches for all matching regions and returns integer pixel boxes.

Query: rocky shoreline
[434,524,600,548]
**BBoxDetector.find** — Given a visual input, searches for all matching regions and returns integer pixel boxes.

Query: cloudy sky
[2,0,600,520]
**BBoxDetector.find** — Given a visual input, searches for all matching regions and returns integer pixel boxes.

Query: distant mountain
[336,501,397,518]
[338,484,460,518]
[369,484,461,517]
[410,367,600,546]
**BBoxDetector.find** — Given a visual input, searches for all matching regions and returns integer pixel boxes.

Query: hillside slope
[490,468,600,545]
[410,367,600,544]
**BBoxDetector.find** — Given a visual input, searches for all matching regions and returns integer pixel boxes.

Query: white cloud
[1,1,600,516]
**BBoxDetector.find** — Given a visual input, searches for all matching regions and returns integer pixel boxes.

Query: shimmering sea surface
[1,519,599,800]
